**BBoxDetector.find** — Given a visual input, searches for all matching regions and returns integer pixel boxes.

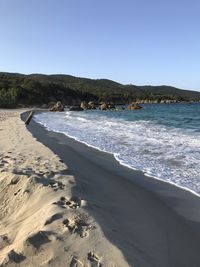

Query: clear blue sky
[0,0,199,91]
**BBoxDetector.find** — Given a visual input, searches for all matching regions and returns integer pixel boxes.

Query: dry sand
[0,110,128,267]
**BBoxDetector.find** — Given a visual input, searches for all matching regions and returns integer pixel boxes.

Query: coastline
[36,113,200,199]
[23,111,200,267]
[34,105,200,199]
[31,111,200,225]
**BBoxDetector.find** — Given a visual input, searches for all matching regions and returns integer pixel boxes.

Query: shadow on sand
[22,111,200,267]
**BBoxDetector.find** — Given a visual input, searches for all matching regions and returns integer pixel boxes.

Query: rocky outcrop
[50,101,64,112]
[99,103,108,110]
[69,106,84,111]
[99,102,116,111]
[80,101,96,110]
[160,100,178,104]
[88,101,96,109]
[80,101,88,110]
[128,103,143,110]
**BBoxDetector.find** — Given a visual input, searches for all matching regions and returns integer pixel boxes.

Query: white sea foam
[34,110,200,196]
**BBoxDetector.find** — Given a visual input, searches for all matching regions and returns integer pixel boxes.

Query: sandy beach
[0,110,200,266]
[0,110,128,267]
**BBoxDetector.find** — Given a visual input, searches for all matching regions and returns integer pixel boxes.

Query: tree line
[0,72,199,108]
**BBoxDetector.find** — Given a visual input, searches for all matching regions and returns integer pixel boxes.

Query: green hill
[0,72,199,108]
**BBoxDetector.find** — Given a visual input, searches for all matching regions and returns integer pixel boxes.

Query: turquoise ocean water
[35,103,200,196]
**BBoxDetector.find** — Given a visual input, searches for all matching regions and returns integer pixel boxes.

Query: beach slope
[0,110,128,267]
[26,111,200,267]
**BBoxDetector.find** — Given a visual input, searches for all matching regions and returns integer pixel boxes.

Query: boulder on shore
[50,101,64,112]
[80,101,96,110]
[88,101,96,109]
[69,106,84,111]
[80,101,88,110]
[99,103,108,110]
[128,103,143,110]
[99,102,116,110]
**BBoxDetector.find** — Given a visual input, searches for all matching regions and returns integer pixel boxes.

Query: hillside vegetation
[0,72,200,108]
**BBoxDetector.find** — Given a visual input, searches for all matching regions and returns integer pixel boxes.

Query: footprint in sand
[10,176,20,185]
[70,256,84,267]
[42,170,55,178]
[7,249,26,264]
[14,188,21,196]
[0,160,9,167]
[48,180,65,191]
[45,213,63,225]
[26,231,51,249]
[5,249,26,266]
[69,179,76,185]
[88,252,102,267]
[66,196,82,209]
[2,157,15,166]
[56,196,82,209]
[63,217,94,238]
[0,235,10,249]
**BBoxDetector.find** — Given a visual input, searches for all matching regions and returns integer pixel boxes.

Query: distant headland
[0,72,200,108]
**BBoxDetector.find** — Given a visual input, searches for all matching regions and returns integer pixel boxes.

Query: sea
[34,103,200,196]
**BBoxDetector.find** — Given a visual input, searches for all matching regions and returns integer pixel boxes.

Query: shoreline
[22,111,200,267]
[36,108,200,200]
[32,111,200,221]
[35,116,200,199]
